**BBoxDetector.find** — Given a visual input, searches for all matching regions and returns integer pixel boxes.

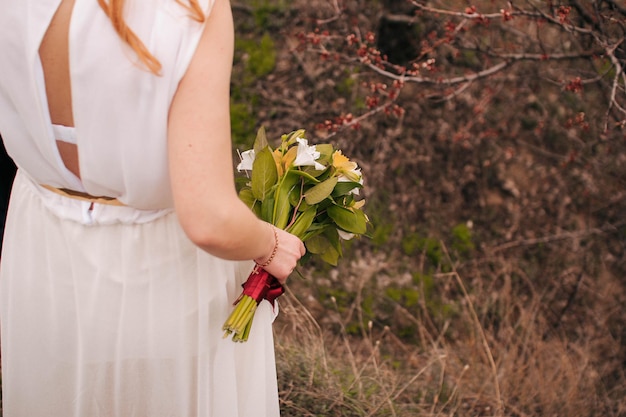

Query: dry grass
[273,245,626,417]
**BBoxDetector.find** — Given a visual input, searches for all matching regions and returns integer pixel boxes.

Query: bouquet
[222,127,369,342]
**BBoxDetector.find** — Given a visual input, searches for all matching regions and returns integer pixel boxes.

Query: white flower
[293,138,325,171]
[337,229,355,240]
[236,149,256,172]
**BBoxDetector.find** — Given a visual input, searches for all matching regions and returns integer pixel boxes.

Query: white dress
[0,1,280,416]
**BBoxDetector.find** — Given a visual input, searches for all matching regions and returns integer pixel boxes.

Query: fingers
[261,228,306,283]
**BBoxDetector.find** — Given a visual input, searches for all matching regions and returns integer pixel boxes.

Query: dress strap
[52,124,77,144]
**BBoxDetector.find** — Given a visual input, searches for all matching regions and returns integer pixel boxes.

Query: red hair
[97,0,205,74]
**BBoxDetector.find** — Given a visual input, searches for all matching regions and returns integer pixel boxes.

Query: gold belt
[41,184,125,206]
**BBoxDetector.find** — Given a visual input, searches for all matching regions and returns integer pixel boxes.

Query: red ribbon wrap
[237,267,285,306]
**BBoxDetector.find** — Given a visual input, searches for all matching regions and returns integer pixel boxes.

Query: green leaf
[305,176,338,205]
[315,144,334,164]
[239,188,257,209]
[260,197,274,223]
[327,205,367,235]
[253,126,269,153]
[323,227,341,255]
[234,176,250,189]
[251,147,278,201]
[321,247,340,265]
[239,189,261,218]
[290,169,321,184]
[273,195,292,230]
[286,206,316,239]
[332,181,363,197]
[305,233,340,266]
[298,223,326,242]
[289,192,310,212]
[305,233,330,254]
[272,172,299,229]
[301,165,329,178]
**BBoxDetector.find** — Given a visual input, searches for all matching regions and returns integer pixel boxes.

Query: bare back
[39,0,80,178]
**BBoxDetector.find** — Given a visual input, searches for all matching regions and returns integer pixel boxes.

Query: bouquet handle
[223,266,284,342]
[235,266,284,307]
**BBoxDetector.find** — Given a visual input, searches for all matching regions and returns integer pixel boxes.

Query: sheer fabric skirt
[0,171,280,417]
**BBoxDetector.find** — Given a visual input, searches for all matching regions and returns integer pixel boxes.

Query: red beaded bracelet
[257,225,278,268]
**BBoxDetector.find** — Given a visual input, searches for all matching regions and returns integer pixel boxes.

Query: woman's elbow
[177,206,233,252]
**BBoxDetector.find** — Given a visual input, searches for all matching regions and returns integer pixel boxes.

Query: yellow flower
[332,151,361,182]
[272,147,297,177]
[352,199,365,210]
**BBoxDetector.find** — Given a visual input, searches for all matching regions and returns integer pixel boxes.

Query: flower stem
[231,296,254,332]
[285,178,306,230]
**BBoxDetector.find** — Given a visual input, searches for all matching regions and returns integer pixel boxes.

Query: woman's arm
[167,0,304,281]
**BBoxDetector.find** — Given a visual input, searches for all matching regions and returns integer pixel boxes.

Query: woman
[0,0,305,415]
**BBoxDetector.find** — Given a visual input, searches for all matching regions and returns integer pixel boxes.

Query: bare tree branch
[490,223,623,253]
[361,60,510,86]
[316,0,342,25]
[603,39,626,130]
[412,1,595,35]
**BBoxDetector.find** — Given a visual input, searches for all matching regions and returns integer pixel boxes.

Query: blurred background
[228,0,626,415]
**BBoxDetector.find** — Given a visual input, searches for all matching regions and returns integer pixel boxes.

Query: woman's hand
[254,226,306,284]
